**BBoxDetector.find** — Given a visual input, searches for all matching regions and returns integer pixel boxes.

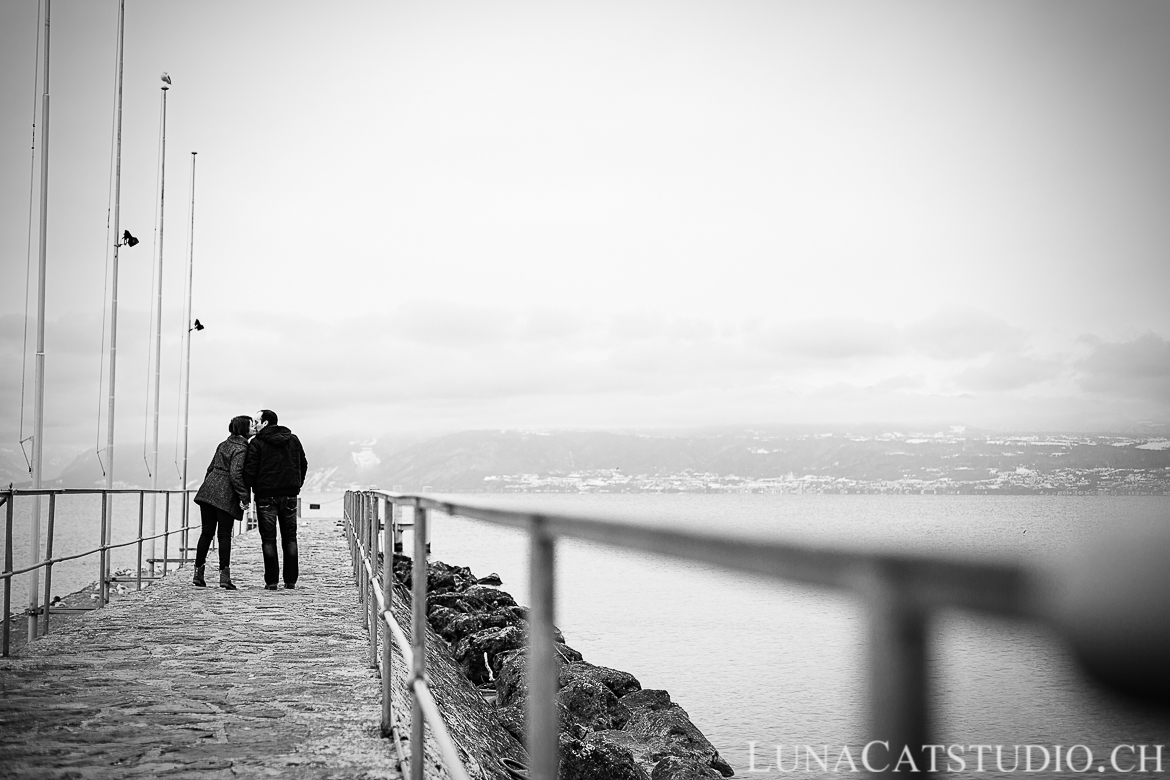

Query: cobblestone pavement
[0,516,407,779]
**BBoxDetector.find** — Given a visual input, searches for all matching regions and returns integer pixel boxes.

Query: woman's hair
[229,415,252,437]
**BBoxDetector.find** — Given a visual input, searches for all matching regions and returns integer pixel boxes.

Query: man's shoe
[283,583,296,589]
[192,565,206,587]
[264,584,278,590]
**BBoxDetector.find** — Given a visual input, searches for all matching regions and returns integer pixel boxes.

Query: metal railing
[344,490,470,780]
[1,487,203,656]
[344,489,1043,780]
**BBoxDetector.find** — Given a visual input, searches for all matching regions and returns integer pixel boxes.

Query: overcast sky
[2,1,1168,467]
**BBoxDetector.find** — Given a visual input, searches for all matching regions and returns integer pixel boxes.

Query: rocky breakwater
[394,555,736,780]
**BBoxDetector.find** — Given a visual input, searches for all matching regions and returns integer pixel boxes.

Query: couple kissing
[191,409,307,591]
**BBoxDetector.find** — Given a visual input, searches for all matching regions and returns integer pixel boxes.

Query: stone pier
[0,515,444,779]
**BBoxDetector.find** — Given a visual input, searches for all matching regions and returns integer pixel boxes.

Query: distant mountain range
[1,446,85,489]
[8,428,1169,495]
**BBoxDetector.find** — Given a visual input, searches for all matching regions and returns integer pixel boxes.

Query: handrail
[1,528,178,579]
[2,487,199,656]
[344,488,1055,780]
[4,487,199,495]
[414,495,1032,617]
[342,491,473,780]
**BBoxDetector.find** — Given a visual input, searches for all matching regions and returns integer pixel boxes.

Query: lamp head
[121,230,139,247]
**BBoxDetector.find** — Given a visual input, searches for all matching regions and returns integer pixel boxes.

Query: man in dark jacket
[243,409,308,589]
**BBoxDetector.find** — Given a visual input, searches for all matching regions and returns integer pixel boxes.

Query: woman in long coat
[192,415,252,589]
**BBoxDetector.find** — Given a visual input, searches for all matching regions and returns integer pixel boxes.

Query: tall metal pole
[28,0,52,642]
[105,0,127,500]
[529,523,559,780]
[148,78,169,570]
[180,152,197,513]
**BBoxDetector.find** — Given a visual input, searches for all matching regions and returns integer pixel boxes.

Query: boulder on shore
[395,556,735,779]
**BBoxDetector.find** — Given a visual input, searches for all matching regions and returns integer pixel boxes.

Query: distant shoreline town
[479,433,1170,496]
[483,466,1169,496]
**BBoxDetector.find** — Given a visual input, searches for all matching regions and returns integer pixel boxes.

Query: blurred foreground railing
[343,489,1167,780]
[1,487,208,656]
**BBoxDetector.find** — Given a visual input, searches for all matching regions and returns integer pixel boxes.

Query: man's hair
[229,415,252,437]
[259,409,278,426]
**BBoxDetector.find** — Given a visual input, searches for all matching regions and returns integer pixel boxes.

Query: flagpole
[105,0,126,493]
[28,0,52,642]
[148,76,170,571]
[100,0,127,606]
[181,152,197,529]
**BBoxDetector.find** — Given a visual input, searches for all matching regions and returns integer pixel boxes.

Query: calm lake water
[417,494,1169,777]
[4,492,1166,776]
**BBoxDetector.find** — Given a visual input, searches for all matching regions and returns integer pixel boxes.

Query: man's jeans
[256,496,299,587]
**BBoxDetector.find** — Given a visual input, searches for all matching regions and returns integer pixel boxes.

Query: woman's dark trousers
[256,496,299,587]
[195,504,235,569]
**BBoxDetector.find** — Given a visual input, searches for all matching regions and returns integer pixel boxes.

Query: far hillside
[20,428,1169,495]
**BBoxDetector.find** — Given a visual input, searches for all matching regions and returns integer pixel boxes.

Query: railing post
[393,501,403,552]
[27,490,41,641]
[529,518,559,780]
[104,493,114,598]
[348,492,355,564]
[42,493,56,636]
[136,491,145,591]
[368,494,379,668]
[163,493,171,577]
[181,490,190,567]
[154,492,164,578]
[366,494,373,599]
[343,493,349,560]
[381,494,394,736]
[358,494,367,611]
[99,493,109,606]
[3,492,13,656]
[411,506,428,780]
[868,566,930,778]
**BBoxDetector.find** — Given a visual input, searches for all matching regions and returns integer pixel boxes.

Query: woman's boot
[219,566,238,590]
[193,565,206,587]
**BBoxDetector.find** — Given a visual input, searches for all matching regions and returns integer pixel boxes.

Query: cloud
[520,307,589,342]
[872,374,927,391]
[746,308,1024,365]
[904,308,1022,359]
[750,318,902,360]
[9,304,1168,455]
[609,311,667,340]
[385,299,519,347]
[0,312,155,433]
[0,313,112,358]
[0,314,27,342]
[1077,332,1170,400]
[953,353,1063,392]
